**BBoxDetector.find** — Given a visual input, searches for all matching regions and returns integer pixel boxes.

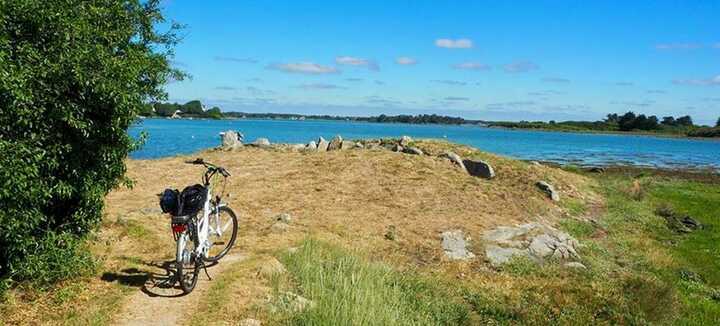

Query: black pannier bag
[178,184,207,216]
[160,188,180,215]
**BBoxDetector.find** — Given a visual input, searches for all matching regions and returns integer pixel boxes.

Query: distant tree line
[604,112,693,131]
[140,100,223,119]
[222,112,470,125]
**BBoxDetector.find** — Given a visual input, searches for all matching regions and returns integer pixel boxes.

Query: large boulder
[403,147,423,155]
[306,141,317,151]
[439,151,467,172]
[463,159,495,179]
[327,135,343,151]
[316,137,329,152]
[220,130,244,149]
[441,230,475,260]
[536,181,560,201]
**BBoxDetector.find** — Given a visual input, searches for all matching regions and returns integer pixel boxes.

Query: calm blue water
[129,118,720,170]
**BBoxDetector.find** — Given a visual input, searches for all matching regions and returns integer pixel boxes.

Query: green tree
[0,0,183,287]
[716,117,720,127]
[206,106,223,119]
[181,100,204,114]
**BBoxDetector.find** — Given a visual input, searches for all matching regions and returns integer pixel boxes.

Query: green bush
[0,0,182,288]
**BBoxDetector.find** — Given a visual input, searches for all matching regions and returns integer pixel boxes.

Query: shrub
[0,0,182,287]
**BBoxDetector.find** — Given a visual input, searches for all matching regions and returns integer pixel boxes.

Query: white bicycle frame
[175,182,228,265]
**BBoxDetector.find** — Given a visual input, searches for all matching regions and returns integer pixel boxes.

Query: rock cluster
[483,223,583,268]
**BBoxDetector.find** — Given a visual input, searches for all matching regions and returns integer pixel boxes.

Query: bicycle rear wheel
[205,206,238,262]
[177,231,200,293]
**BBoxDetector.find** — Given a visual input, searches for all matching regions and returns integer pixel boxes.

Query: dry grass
[2,140,602,324]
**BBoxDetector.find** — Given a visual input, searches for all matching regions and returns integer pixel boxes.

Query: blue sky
[163,1,720,124]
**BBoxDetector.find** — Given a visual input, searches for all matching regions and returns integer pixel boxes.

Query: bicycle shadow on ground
[101,259,220,298]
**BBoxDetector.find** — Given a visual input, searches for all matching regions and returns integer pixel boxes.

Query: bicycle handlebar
[185,158,231,177]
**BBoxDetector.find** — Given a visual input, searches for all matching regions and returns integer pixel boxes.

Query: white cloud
[435,38,473,49]
[431,80,467,86]
[444,96,470,101]
[395,57,417,65]
[542,77,571,83]
[452,62,491,70]
[335,56,379,71]
[504,61,539,73]
[214,56,258,63]
[673,75,720,86]
[297,83,346,90]
[655,43,703,50]
[267,62,339,75]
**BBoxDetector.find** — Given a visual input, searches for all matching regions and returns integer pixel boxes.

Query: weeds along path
[113,253,245,326]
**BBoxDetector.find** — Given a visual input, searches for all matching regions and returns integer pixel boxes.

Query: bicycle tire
[177,231,200,293]
[205,206,238,262]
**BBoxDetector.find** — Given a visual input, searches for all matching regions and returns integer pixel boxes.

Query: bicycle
[159,158,239,293]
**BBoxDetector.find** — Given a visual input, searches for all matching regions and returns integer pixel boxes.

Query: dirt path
[113,253,245,326]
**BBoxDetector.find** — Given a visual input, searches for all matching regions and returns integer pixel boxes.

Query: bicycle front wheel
[205,206,238,262]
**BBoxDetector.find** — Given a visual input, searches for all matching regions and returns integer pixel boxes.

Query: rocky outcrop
[391,144,404,152]
[327,135,343,151]
[340,140,355,150]
[441,230,475,260]
[399,135,412,147]
[252,138,271,147]
[316,137,329,152]
[306,141,317,151]
[439,151,467,172]
[536,181,560,201]
[482,223,582,268]
[403,147,423,155]
[220,130,244,149]
[463,159,495,179]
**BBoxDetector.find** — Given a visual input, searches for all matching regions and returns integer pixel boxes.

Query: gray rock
[279,292,315,312]
[536,181,560,201]
[483,223,582,267]
[564,262,587,270]
[441,230,475,260]
[256,258,287,278]
[485,245,527,267]
[354,142,364,149]
[403,147,423,155]
[316,137,329,152]
[306,141,317,150]
[220,130,244,149]
[239,319,262,326]
[290,143,306,151]
[339,140,355,150]
[399,135,412,147]
[253,138,271,147]
[530,161,542,166]
[439,151,467,172]
[463,159,495,179]
[327,135,343,151]
[275,213,292,224]
[392,144,404,152]
[270,222,289,233]
[528,234,557,258]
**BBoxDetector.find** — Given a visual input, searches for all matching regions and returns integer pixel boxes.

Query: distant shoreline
[138,116,720,141]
